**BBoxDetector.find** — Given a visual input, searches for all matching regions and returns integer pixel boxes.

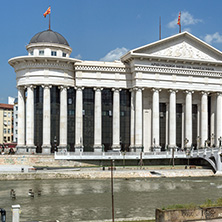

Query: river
[1,177,222,221]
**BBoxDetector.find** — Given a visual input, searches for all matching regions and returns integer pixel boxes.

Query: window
[30,51,34,55]
[3,121,7,126]
[3,129,6,134]
[8,137,10,142]
[4,112,7,117]
[8,120,10,126]
[15,130,18,134]
[51,51,57,56]
[16,106,18,111]
[8,112,10,118]
[39,50,44,56]
[15,114,18,118]
[16,122,18,126]
[8,129,10,134]
[62,52,66,57]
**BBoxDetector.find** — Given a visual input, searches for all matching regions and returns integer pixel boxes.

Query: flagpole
[159,16,161,40]
[49,13,51,30]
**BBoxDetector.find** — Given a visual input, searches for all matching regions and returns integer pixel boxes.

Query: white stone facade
[8,31,222,154]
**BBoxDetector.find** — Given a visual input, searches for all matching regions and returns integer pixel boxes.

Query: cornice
[75,65,130,73]
[134,65,222,77]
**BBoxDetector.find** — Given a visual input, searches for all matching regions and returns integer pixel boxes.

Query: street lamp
[54,136,57,152]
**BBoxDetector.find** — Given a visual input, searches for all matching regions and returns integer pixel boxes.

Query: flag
[43,7,51,18]
[177,12,181,26]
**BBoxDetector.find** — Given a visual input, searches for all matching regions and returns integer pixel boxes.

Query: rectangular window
[51,51,57,56]
[3,129,6,134]
[15,114,18,118]
[4,112,7,117]
[8,112,10,117]
[8,120,10,126]
[8,137,10,142]
[3,121,7,126]
[16,122,18,126]
[30,51,34,55]
[15,130,18,134]
[16,106,18,111]
[39,50,44,56]
[8,129,10,134]
[62,52,66,57]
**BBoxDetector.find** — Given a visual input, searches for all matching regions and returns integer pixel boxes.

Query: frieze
[14,61,74,72]
[135,65,222,77]
[75,65,130,73]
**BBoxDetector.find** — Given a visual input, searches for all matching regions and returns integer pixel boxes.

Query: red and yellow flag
[177,12,181,26]
[43,7,51,17]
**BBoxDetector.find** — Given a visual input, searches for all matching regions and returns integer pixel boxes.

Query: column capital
[41,84,52,89]
[151,88,161,93]
[25,84,36,89]
[75,86,84,91]
[216,92,222,96]
[112,88,122,92]
[200,91,209,96]
[93,87,103,92]
[168,89,178,93]
[17,86,25,91]
[133,87,144,92]
[184,90,194,94]
[58,85,68,91]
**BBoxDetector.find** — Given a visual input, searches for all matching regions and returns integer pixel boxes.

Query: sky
[1,0,222,103]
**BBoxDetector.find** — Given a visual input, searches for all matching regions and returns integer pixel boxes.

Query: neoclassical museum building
[9,29,222,154]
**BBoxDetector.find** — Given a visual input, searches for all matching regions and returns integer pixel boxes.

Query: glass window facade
[51,86,60,152]
[67,88,76,151]
[120,90,130,151]
[192,104,198,148]
[83,88,94,151]
[176,104,182,148]
[159,103,166,150]
[102,89,113,151]
[34,86,43,153]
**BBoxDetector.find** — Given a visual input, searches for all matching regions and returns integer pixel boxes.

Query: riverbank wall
[0,168,215,181]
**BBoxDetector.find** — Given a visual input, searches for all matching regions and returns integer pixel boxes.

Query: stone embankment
[0,154,217,180]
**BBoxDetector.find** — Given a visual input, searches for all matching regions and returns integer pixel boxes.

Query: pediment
[129,32,222,62]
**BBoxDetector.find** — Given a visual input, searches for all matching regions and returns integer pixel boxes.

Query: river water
[1,176,222,221]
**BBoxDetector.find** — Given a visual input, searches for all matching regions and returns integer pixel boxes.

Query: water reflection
[0,177,222,221]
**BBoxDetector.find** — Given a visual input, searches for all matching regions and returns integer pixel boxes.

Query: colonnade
[16,85,222,154]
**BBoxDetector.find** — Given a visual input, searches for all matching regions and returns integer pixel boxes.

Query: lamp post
[218,137,222,153]
[54,136,57,153]
[185,138,190,166]
[110,160,115,222]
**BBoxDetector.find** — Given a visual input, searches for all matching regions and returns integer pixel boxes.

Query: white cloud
[204,32,222,44]
[168,11,202,29]
[100,47,128,62]
[75,54,82,59]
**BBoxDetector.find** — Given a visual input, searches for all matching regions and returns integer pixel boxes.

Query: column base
[93,145,102,153]
[16,146,28,154]
[58,145,67,153]
[27,146,36,154]
[75,145,84,153]
[111,145,121,152]
[134,145,143,153]
[129,146,135,152]
[152,146,161,152]
[42,146,51,154]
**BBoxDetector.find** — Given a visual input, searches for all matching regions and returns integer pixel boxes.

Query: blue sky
[1,0,222,103]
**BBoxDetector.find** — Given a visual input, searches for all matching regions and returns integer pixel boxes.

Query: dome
[29,30,69,46]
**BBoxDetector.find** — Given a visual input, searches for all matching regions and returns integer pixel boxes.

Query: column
[26,85,35,153]
[93,87,102,152]
[42,85,51,154]
[169,89,177,149]
[200,91,208,148]
[17,86,26,153]
[112,88,121,151]
[211,94,216,146]
[185,91,193,148]
[165,103,169,150]
[135,88,143,152]
[216,93,222,147]
[129,89,135,151]
[152,88,161,150]
[59,86,68,152]
[75,87,84,152]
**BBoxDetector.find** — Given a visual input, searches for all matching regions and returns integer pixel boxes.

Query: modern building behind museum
[8,29,222,154]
